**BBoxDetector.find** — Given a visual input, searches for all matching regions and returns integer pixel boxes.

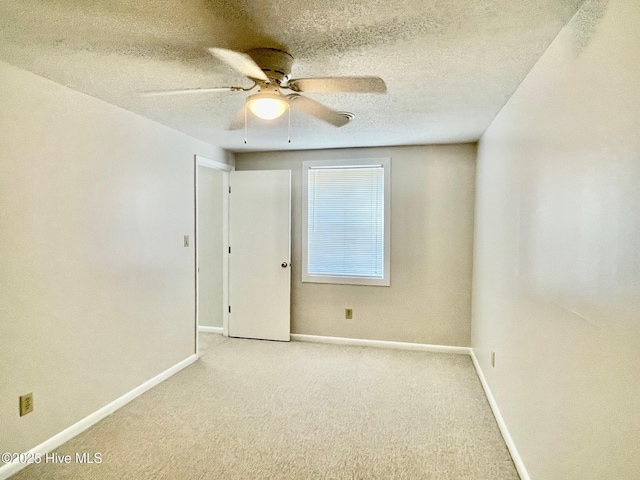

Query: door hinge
[228,246,231,254]
[228,306,231,313]
[229,186,231,193]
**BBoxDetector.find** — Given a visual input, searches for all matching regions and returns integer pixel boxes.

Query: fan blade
[287,76,387,94]
[287,94,349,127]
[140,87,236,97]
[208,48,269,82]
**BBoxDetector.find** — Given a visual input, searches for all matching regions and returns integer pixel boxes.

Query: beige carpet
[13,334,519,479]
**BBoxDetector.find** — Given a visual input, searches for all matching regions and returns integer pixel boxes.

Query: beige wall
[198,166,224,328]
[236,145,476,346]
[0,61,232,454]
[472,0,640,478]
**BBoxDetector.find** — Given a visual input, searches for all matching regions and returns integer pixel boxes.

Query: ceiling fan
[141,47,387,128]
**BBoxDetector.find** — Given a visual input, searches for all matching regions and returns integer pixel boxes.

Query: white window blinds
[307,165,384,278]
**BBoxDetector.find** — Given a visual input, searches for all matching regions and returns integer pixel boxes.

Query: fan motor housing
[246,48,294,85]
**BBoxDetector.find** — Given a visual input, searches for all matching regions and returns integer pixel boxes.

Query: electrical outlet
[491,351,496,368]
[19,393,33,416]
[345,308,353,319]
[184,235,189,247]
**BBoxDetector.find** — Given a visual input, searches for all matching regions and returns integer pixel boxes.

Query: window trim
[301,158,391,286]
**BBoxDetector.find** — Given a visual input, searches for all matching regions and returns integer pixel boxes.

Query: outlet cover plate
[19,393,33,416]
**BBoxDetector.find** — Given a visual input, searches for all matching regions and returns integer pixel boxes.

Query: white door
[229,170,291,341]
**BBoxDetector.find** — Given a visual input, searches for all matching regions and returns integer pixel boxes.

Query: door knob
[281,262,288,268]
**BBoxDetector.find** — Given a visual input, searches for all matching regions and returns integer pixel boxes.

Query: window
[302,158,391,286]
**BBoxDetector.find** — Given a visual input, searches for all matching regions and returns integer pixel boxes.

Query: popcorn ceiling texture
[570,0,610,53]
[0,0,584,151]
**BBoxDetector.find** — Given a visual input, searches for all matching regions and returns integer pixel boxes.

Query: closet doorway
[194,155,232,357]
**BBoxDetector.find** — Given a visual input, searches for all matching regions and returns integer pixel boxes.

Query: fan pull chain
[287,106,291,143]
[244,104,248,144]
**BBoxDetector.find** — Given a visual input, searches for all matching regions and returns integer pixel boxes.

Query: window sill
[302,275,390,287]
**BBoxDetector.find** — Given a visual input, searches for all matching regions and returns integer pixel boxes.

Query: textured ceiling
[0,0,584,152]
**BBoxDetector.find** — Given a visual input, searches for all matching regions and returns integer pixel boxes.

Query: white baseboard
[290,333,471,355]
[198,326,223,334]
[470,350,530,480]
[0,354,197,480]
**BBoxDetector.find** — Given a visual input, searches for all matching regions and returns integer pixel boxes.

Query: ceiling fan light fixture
[247,92,289,120]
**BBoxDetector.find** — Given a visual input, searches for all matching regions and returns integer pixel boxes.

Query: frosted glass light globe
[247,93,288,120]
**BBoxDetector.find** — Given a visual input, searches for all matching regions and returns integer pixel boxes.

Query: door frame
[194,154,234,358]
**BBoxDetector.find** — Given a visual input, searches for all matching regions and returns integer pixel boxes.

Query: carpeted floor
[13,334,519,479]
